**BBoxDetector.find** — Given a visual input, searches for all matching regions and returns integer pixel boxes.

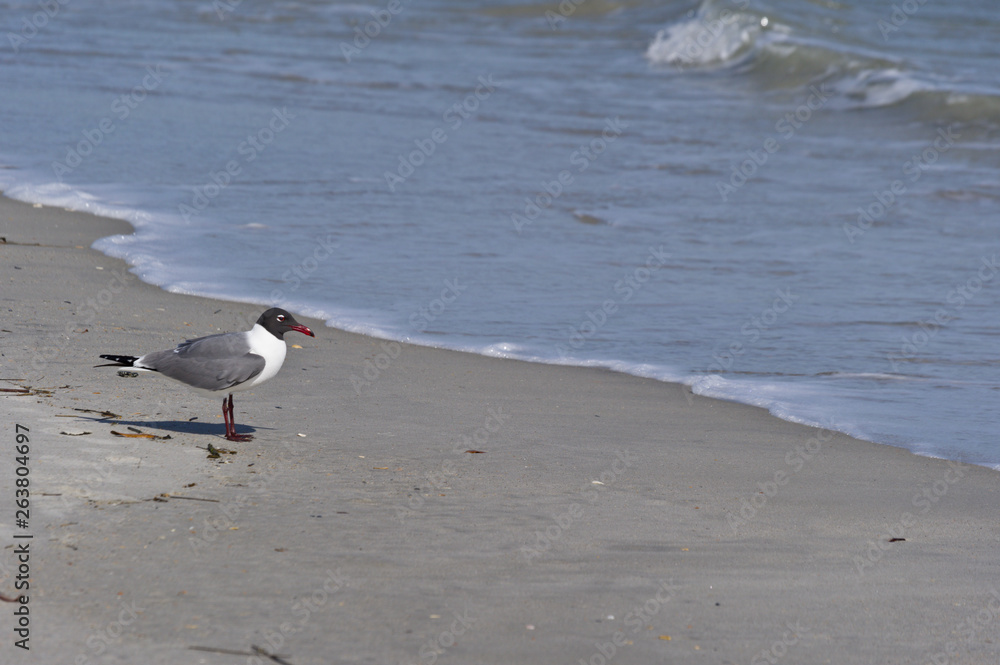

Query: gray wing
[138,332,265,392]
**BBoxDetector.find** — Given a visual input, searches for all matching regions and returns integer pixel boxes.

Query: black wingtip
[97,354,139,367]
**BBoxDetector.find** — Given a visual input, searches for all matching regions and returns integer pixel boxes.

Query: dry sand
[1,194,998,664]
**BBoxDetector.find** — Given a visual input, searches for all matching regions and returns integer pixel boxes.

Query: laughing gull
[98,308,315,441]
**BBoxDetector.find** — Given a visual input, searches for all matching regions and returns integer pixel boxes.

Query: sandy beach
[1,194,999,664]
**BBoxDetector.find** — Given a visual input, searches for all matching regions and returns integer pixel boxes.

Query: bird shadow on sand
[75,415,269,439]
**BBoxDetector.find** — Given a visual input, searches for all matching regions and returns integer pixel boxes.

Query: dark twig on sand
[165,494,220,503]
[189,645,293,663]
[252,644,295,665]
[68,407,122,419]
[111,430,171,440]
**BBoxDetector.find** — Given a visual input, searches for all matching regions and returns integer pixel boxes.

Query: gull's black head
[256,308,316,340]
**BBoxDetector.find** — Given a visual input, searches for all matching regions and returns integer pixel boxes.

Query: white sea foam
[0,178,152,229]
[645,11,767,68]
[832,68,929,109]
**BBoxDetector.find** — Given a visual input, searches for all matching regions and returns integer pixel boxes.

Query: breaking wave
[645,0,1000,126]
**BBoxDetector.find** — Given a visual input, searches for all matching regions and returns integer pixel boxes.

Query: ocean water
[3,0,1000,467]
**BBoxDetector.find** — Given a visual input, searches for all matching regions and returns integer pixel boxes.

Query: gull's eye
[277,315,285,322]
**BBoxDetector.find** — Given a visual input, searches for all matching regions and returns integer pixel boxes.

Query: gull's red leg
[221,395,233,438]
[224,393,253,442]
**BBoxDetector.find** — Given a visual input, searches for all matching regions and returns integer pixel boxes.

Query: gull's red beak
[291,324,315,337]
